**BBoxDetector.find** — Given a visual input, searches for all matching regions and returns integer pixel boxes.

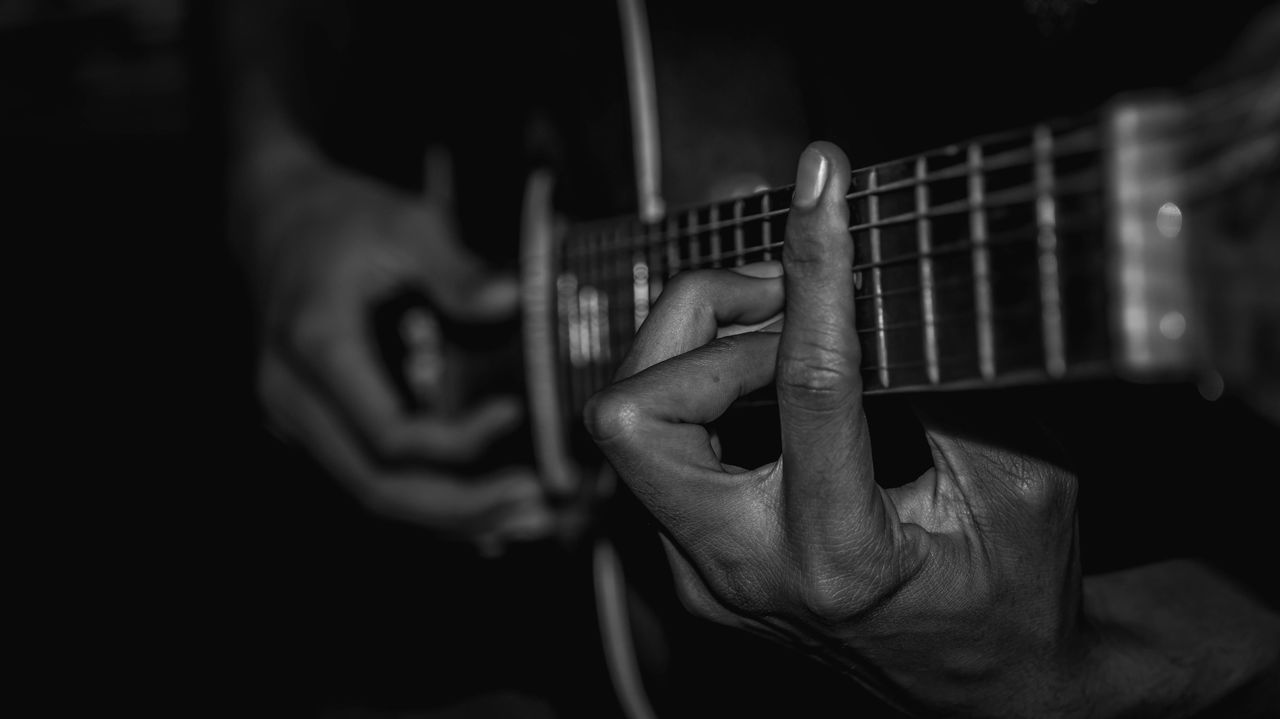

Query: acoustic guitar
[370,2,1277,715]
[517,2,1280,501]
[503,4,1280,714]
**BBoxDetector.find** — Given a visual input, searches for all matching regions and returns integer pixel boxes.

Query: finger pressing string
[587,331,779,536]
[776,142,885,547]
[617,266,784,380]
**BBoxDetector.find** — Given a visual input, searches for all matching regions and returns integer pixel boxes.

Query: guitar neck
[554,104,1202,415]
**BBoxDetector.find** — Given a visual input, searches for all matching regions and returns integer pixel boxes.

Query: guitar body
[517,1,1279,714]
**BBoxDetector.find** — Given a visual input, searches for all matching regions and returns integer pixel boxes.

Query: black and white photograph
[16,0,1279,716]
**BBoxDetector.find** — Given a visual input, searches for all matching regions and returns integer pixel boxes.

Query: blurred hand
[586,142,1092,716]
[242,150,552,553]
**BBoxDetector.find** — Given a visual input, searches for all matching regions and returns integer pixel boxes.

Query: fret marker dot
[1156,202,1182,238]
[1159,310,1186,340]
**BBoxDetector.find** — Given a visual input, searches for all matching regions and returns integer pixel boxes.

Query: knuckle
[284,309,331,360]
[793,572,856,623]
[703,548,776,616]
[363,423,404,458]
[1015,464,1078,516]
[783,225,853,271]
[777,343,858,401]
[583,386,646,445]
[672,575,724,622]
[662,269,713,302]
[712,567,770,616]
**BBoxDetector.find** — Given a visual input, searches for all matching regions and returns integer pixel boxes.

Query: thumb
[911,393,1078,533]
[436,271,520,324]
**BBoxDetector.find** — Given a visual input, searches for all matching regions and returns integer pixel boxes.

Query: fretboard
[557,116,1116,415]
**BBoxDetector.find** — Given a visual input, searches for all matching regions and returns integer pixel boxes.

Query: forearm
[1082,559,1280,717]
[219,0,343,259]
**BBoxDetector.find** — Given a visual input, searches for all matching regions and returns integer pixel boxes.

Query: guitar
[375,3,1277,715]
[517,2,1280,504]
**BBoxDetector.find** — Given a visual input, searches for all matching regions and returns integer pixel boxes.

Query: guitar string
[557,98,1275,398]
[563,252,1094,376]
[571,121,1273,278]
[560,222,1108,397]
[564,169,1103,261]
[571,205,1105,287]
[560,123,1108,395]
[567,123,1102,241]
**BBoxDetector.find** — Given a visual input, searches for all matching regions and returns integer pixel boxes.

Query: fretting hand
[588,141,1109,716]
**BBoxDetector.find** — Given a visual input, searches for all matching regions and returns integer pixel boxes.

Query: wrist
[227,71,340,245]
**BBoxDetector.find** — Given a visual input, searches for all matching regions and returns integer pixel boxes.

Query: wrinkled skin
[587,142,1096,717]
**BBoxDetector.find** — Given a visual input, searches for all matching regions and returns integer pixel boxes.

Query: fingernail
[731,260,783,278]
[476,274,520,314]
[793,145,829,209]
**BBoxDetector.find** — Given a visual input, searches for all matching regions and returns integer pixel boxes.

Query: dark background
[11,1,1274,717]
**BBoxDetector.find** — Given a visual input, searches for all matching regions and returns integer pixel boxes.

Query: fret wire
[578,231,591,404]
[569,237,586,413]
[560,245,579,423]
[709,203,722,268]
[969,142,996,380]
[557,250,574,414]
[582,233,596,407]
[600,230,612,395]
[633,225,651,331]
[869,167,890,388]
[602,229,616,387]
[594,230,609,396]
[623,224,636,349]
[665,214,680,278]
[602,229,616,390]
[610,224,627,374]
[584,172,1101,257]
[916,156,940,385]
[761,192,772,261]
[585,232,601,399]
[568,235,579,412]
[596,229,607,384]
[732,198,745,267]
[687,207,700,269]
[647,218,663,308]
[1035,124,1067,377]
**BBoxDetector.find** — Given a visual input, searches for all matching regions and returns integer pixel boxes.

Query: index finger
[777,142,884,542]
